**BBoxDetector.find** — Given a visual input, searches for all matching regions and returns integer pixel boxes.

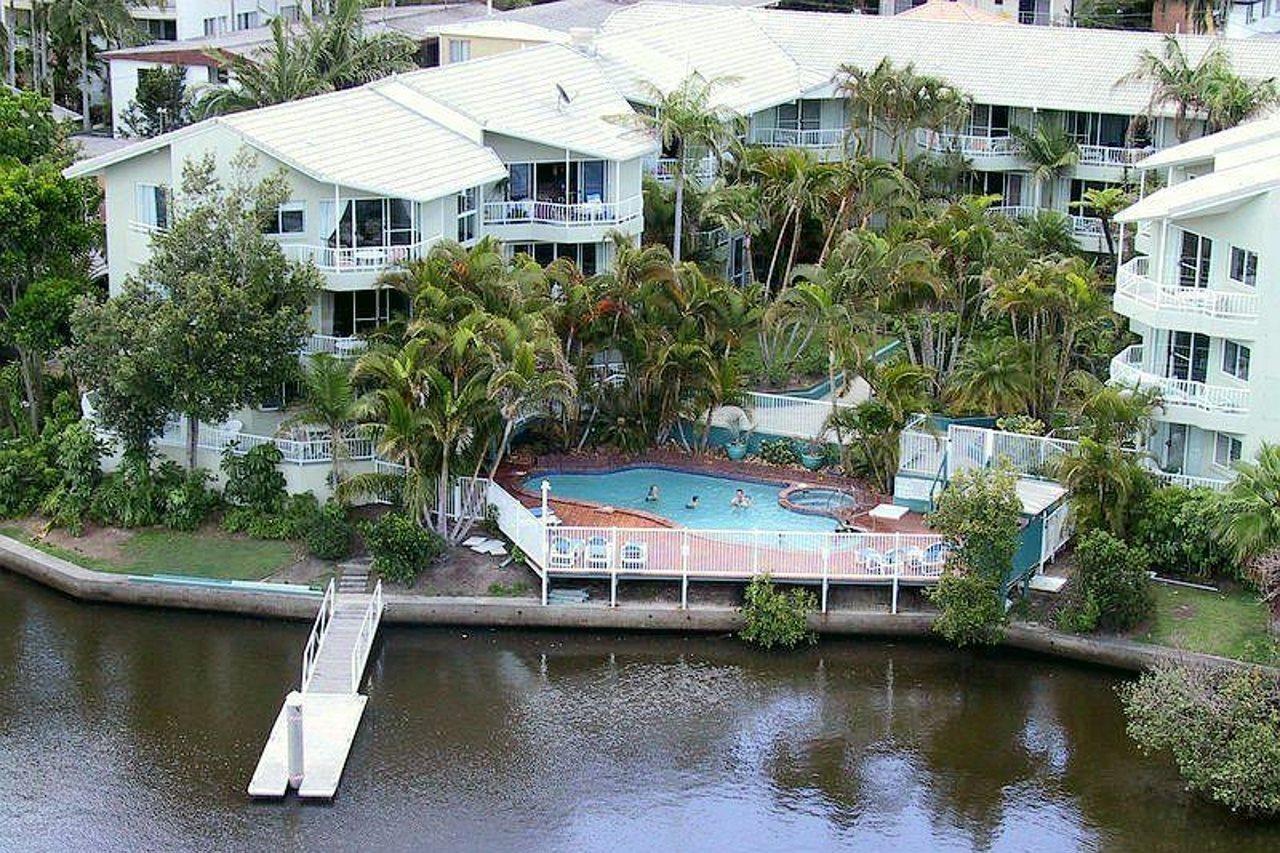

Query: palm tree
[836,58,970,165]
[742,145,834,295]
[1011,124,1079,210]
[1198,64,1280,133]
[1070,186,1129,264]
[291,353,359,490]
[49,0,136,130]
[304,0,418,89]
[486,337,576,478]
[614,73,740,263]
[700,181,762,283]
[1056,437,1151,538]
[946,337,1034,416]
[1216,444,1280,625]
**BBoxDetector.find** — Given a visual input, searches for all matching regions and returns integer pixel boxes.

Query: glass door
[1167,331,1209,383]
[1163,424,1188,474]
[1178,230,1212,289]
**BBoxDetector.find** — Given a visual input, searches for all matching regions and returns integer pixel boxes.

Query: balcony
[748,127,845,150]
[1113,256,1258,338]
[482,195,642,242]
[1077,144,1153,169]
[643,155,718,186]
[283,238,437,288]
[915,129,1021,168]
[302,334,368,359]
[1110,345,1250,423]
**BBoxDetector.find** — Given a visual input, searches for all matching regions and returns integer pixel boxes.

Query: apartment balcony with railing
[748,126,845,150]
[642,154,718,186]
[283,238,436,278]
[1113,256,1259,338]
[915,129,1021,169]
[482,195,643,242]
[1110,344,1250,426]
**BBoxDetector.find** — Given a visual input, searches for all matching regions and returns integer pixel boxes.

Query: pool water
[528,466,839,532]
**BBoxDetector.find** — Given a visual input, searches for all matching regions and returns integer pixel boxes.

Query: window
[507,163,532,201]
[1167,331,1209,383]
[1178,230,1213,289]
[203,16,229,36]
[1065,111,1133,148]
[1214,432,1243,468]
[278,5,300,22]
[578,160,606,203]
[264,202,305,235]
[965,104,1010,138]
[777,99,821,131]
[456,187,478,243]
[1222,340,1251,381]
[1069,179,1117,218]
[134,183,169,230]
[1229,246,1258,287]
[448,38,471,63]
[236,11,259,30]
[142,18,177,41]
[319,197,418,251]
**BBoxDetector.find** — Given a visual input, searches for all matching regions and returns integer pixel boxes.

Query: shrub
[40,422,106,535]
[739,575,816,650]
[928,465,1022,583]
[224,491,320,540]
[1131,486,1234,581]
[1120,663,1280,816]
[307,501,354,560]
[221,443,286,512]
[928,566,1006,646]
[487,581,531,597]
[995,414,1045,436]
[0,436,57,517]
[91,452,168,529]
[363,512,445,584]
[759,438,799,467]
[160,467,220,532]
[1057,529,1153,633]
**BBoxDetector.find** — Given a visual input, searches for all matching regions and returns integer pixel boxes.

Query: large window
[1167,331,1209,383]
[457,187,478,242]
[777,100,821,131]
[331,288,410,336]
[509,242,599,275]
[134,183,169,230]
[1065,111,1134,148]
[1214,432,1243,469]
[1222,340,1251,381]
[1178,230,1213,289]
[965,104,1010,138]
[236,11,259,30]
[448,38,471,63]
[141,18,177,41]
[1229,246,1258,287]
[505,162,608,204]
[319,197,417,249]
[263,201,305,235]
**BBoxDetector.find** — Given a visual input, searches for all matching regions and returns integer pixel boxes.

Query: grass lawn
[1136,583,1280,665]
[1,524,298,582]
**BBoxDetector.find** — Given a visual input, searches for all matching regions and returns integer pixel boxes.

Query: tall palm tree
[49,0,136,130]
[303,0,418,89]
[836,58,970,165]
[1011,124,1079,210]
[700,181,762,284]
[614,73,740,262]
[1216,444,1280,623]
[946,337,1034,417]
[1056,437,1151,538]
[292,353,359,489]
[1070,186,1129,264]
[743,145,834,295]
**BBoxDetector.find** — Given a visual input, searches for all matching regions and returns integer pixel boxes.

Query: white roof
[1138,113,1280,170]
[385,44,656,160]
[1015,478,1067,516]
[1115,153,1280,222]
[433,19,570,43]
[598,4,1280,118]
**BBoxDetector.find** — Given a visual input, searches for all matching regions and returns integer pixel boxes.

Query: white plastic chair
[619,541,648,571]
[585,536,610,570]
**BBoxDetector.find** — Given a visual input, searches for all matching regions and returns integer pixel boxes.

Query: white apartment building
[1111,115,1280,485]
[68,44,653,353]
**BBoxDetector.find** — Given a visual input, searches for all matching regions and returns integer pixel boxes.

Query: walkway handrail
[301,579,336,693]
[349,580,384,694]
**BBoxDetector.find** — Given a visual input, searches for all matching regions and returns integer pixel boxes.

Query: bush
[928,465,1022,582]
[759,438,799,467]
[307,501,354,560]
[1057,529,1154,633]
[363,512,445,584]
[91,452,168,529]
[1120,663,1280,816]
[221,443,287,512]
[160,467,220,532]
[1131,486,1234,581]
[224,491,320,540]
[928,567,1006,646]
[0,436,57,518]
[40,422,106,535]
[739,575,816,650]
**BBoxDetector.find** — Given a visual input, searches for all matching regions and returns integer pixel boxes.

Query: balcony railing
[986,205,1037,219]
[749,127,845,149]
[1110,345,1250,414]
[283,238,436,273]
[916,129,1017,159]
[129,220,167,235]
[302,334,368,359]
[1115,256,1259,321]
[1078,143,1153,168]
[643,155,717,185]
[482,195,643,227]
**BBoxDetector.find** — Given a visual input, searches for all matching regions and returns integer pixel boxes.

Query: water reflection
[1,571,1278,852]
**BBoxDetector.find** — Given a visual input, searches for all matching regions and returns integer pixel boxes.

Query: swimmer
[730,489,752,509]
[645,484,660,502]
[685,495,700,509]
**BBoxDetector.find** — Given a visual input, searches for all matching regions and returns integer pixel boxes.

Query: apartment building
[68,44,653,354]
[1110,116,1280,485]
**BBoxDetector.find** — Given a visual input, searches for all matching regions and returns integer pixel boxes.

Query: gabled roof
[432,19,570,43]
[898,0,1014,25]
[1138,114,1280,170]
[385,43,656,160]
[1115,154,1280,223]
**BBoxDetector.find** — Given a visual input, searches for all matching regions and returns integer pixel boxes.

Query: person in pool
[685,495,699,509]
[730,489,752,510]
[645,484,659,502]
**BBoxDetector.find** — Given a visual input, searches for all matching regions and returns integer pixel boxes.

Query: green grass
[1,525,297,582]
[1136,583,1280,665]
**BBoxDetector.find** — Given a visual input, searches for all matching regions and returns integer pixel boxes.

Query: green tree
[945,337,1034,416]
[1057,528,1154,633]
[120,64,193,138]
[837,58,970,165]
[292,353,359,489]
[48,0,137,130]
[929,463,1023,582]
[0,87,66,162]
[1070,185,1129,263]
[739,574,816,650]
[1056,437,1151,538]
[743,146,834,296]
[1011,124,1079,210]
[1216,444,1280,619]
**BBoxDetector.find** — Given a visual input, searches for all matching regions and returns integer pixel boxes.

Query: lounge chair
[619,541,648,571]
[855,547,888,575]
[548,536,580,570]
[585,536,610,570]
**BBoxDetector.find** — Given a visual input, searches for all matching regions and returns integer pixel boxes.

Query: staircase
[337,559,371,594]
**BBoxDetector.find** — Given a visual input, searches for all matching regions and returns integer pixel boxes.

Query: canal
[1,570,1276,851]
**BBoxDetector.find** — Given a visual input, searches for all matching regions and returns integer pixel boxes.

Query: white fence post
[821,542,830,614]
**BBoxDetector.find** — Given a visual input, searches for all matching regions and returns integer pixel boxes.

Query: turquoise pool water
[527,467,839,532]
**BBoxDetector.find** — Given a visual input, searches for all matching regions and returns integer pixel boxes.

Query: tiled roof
[897,0,1014,25]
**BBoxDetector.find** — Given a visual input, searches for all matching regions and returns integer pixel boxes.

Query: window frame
[456,186,478,243]
[449,38,471,63]
[1229,245,1258,287]
[264,201,306,236]
[1214,432,1243,469]
[1222,340,1251,382]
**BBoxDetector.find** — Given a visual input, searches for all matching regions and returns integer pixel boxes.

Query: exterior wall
[109,59,215,138]
[437,34,555,66]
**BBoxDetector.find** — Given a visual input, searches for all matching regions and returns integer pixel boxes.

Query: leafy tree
[739,575,816,650]
[1121,663,1280,816]
[0,87,67,163]
[1070,186,1129,263]
[929,464,1023,583]
[363,510,445,584]
[742,146,834,296]
[1216,444,1280,619]
[945,336,1034,416]
[1131,486,1234,580]
[837,58,970,164]
[48,0,138,130]
[120,65,193,137]
[292,353,359,489]
[827,360,930,493]
[928,570,1006,647]
[1012,124,1079,209]
[1056,437,1152,538]
[1057,529,1153,633]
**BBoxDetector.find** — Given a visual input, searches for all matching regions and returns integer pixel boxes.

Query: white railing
[1040,500,1073,568]
[899,428,946,475]
[302,334,368,359]
[128,219,167,235]
[1078,144,1152,168]
[301,578,336,693]
[283,238,436,272]
[349,579,383,694]
[486,480,547,570]
[1115,256,1259,322]
[545,526,948,582]
[586,360,627,387]
[482,196,643,227]
[917,129,1017,159]
[716,390,855,441]
[1071,214,1109,240]
[749,126,845,149]
[1110,345,1250,415]
[947,425,1077,480]
[643,155,718,184]
[1148,468,1231,492]
[986,205,1038,220]
[157,418,376,465]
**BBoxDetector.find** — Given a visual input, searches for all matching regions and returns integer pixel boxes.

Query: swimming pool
[527,466,840,532]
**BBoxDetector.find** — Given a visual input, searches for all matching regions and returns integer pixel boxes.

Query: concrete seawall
[0,534,1259,674]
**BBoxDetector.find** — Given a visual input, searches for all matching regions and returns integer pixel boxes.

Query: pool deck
[497,449,931,535]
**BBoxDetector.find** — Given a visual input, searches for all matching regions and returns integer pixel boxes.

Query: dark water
[2,571,1277,852]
